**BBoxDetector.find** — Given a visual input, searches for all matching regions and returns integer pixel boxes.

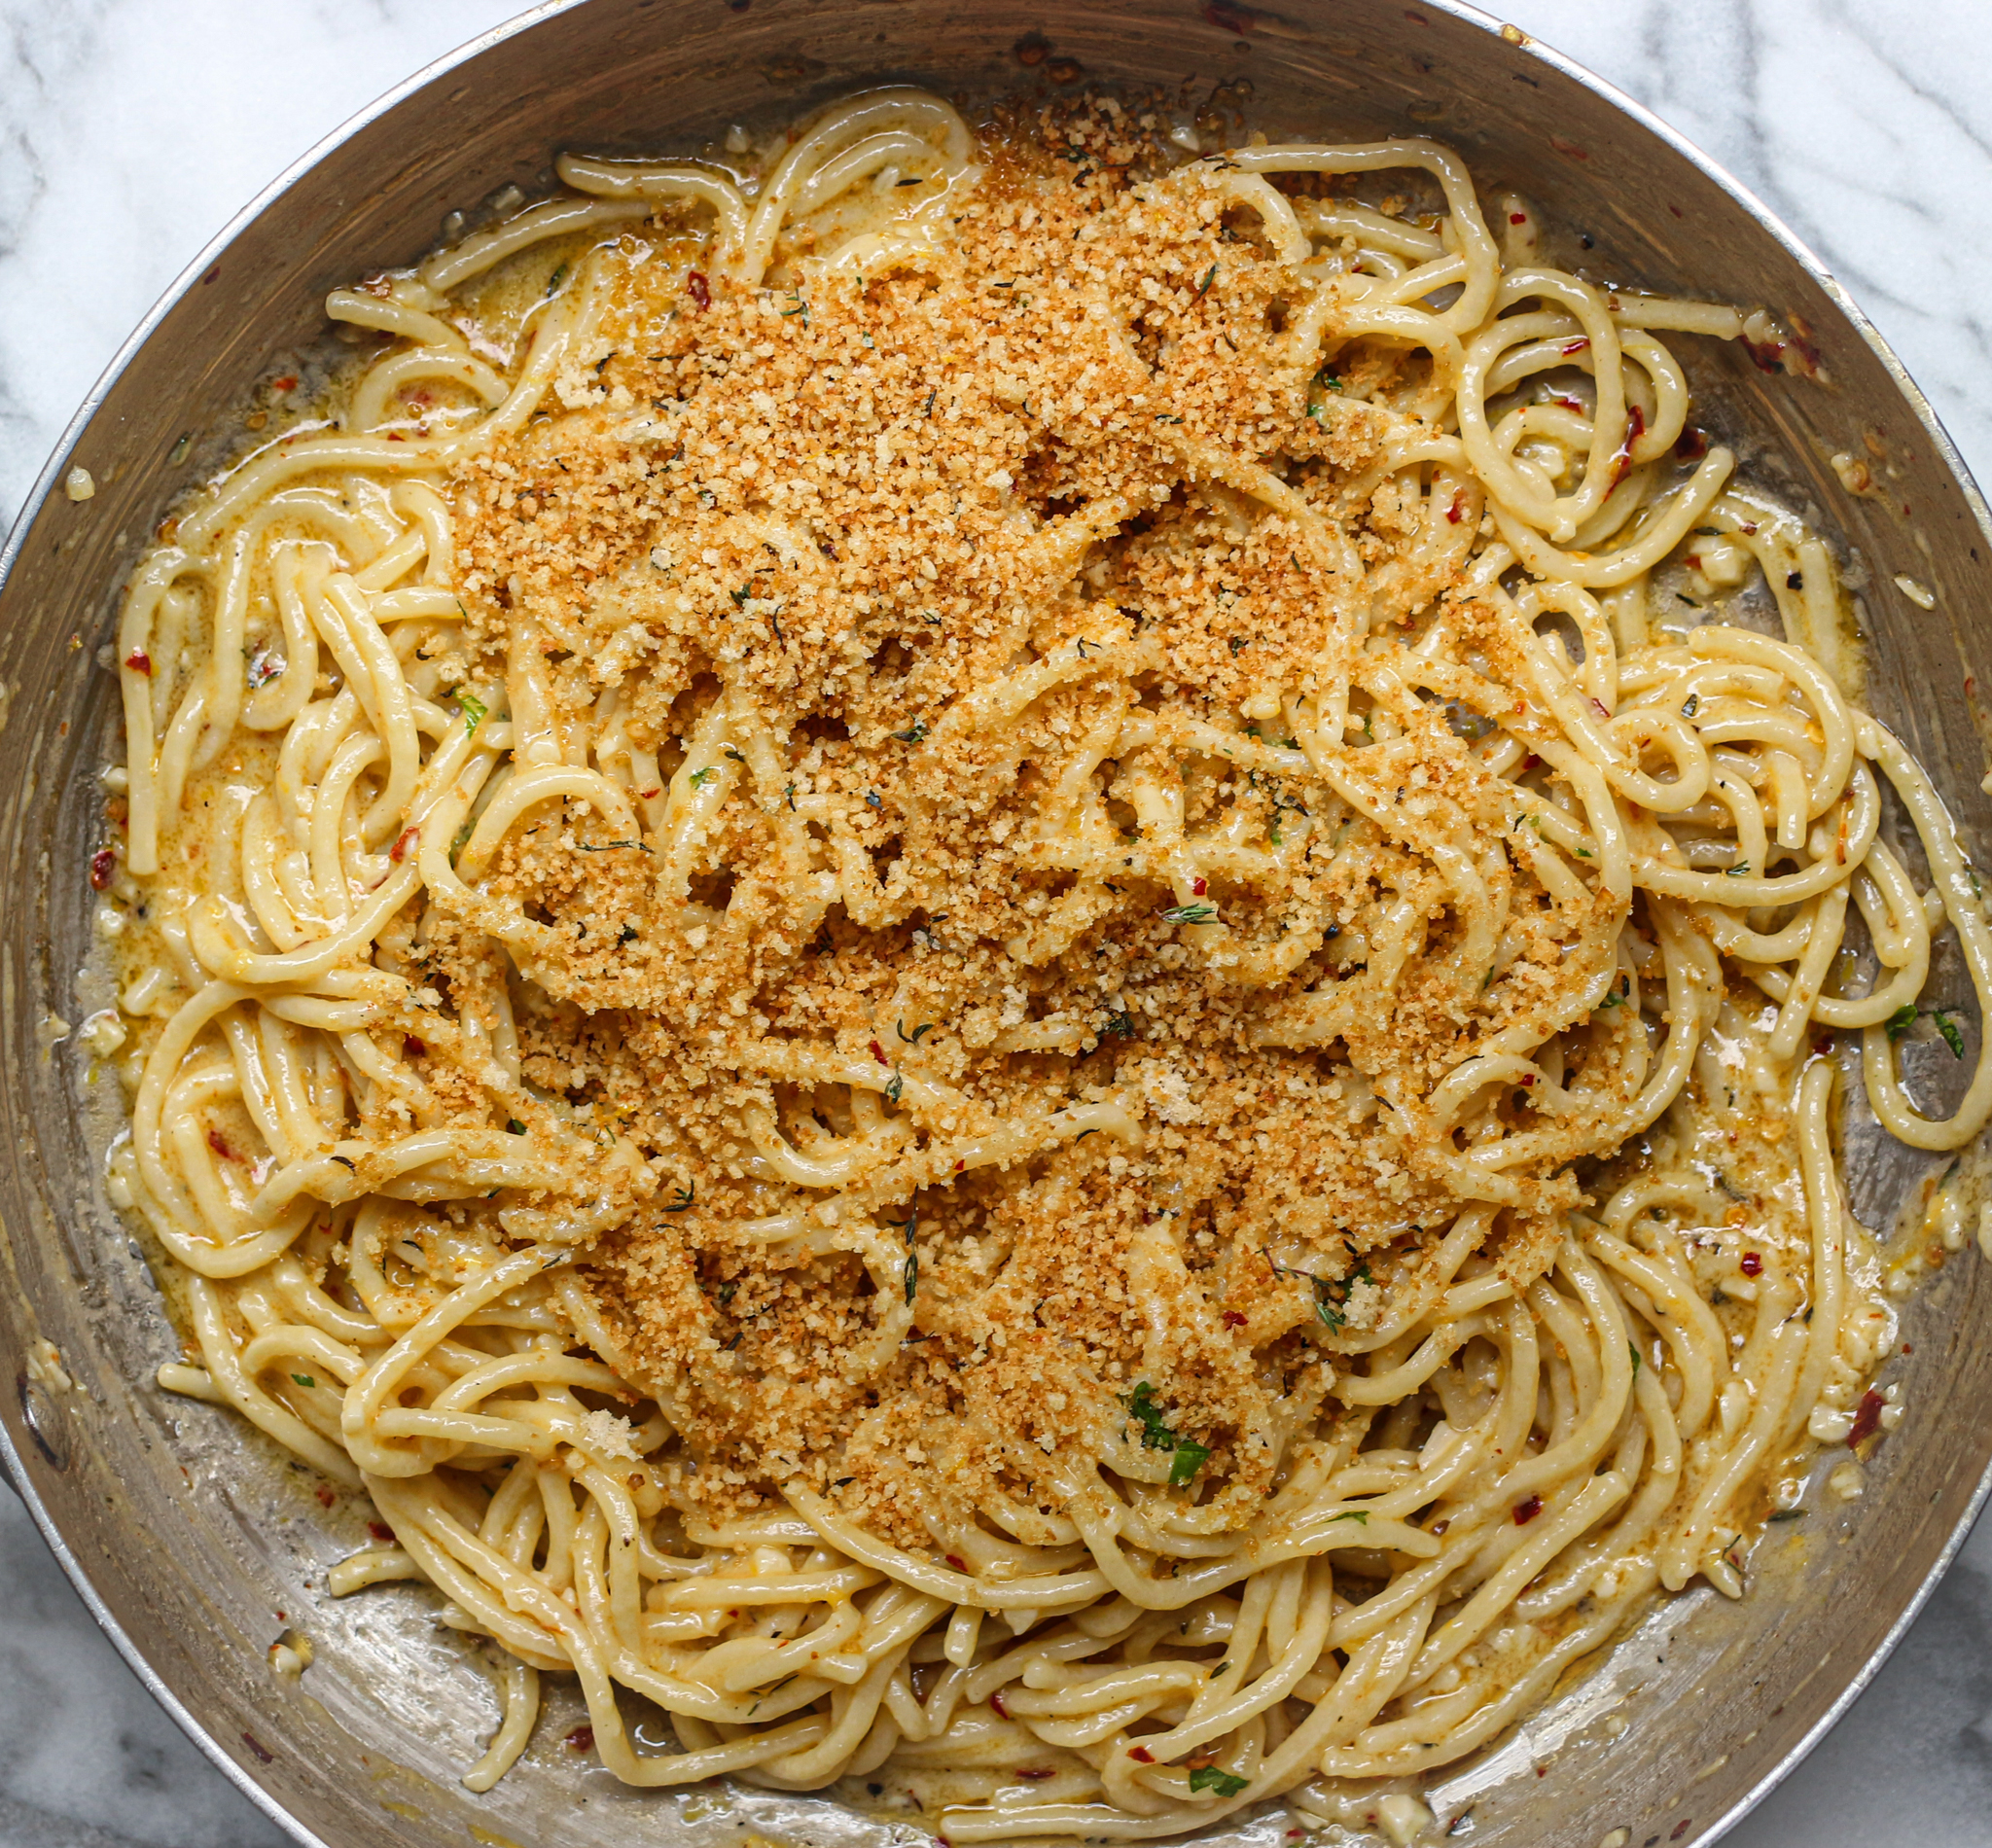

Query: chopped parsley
[1123,1381,1211,1486]
[689,766,716,790]
[290,1373,316,1390]
[1189,1767,1249,1797]
[457,691,487,735]
[1888,1004,1969,1055]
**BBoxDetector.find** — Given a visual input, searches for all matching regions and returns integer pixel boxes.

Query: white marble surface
[2,1,1990,1843]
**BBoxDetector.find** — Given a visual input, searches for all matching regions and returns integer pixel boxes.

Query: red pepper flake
[640,786,660,799]
[1740,1253,1761,1277]
[1741,335,1786,373]
[1222,1309,1247,1328]
[271,373,298,392]
[388,825,420,864]
[1519,752,1541,772]
[124,649,152,676]
[1675,424,1709,461]
[1129,1745,1156,1762]
[1192,875,1208,897]
[1847,1388,1885,1450]
[1517,1073,1535,1086]
[1018,1768,1054,1780]
[89,847,118,890]
[240,1731,274,1764]
[1548,134,1590,160]
[368,1519,394,1543]
[314,1484,337,1508]
[402,1035,426,1059]
[1590,696,1612,721]
[945,1554,969,1572]
[1513,1493,1544,1524]
[687,270,711,311]
[1560,337,1589,356]
[565,1724,595,1753]
[989,1689,1010,1718]
[1903,1343,1914,1355]
[870,1039,890,1065]
[1509,211,1527,226]
[206,1128,239,1162]
[1610,404,1647,485]
[1446,488,1467,523]
[1670,1824,1692,1842]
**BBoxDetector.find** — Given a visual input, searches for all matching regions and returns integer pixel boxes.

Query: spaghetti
[95,87,1990,1838]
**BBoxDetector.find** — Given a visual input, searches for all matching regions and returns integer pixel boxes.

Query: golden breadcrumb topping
[425,105,1609,1548]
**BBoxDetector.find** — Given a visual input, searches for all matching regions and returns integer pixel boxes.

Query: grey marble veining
[1,2,1989,1844]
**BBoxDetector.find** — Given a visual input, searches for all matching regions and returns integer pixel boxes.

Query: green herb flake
[1188,1767,1249,1798]
[1125,1381,1176,1450]
[1168,1439,1211,1487]
[1886,1003,1920,1043]
[665,1184,695,1214]
[689,765,716,790]
[545,262,569,296]
[1768,1509,1805,1522]
[897,1020,935,1045]
[507,1119,526,1135]
[457,691,487,735]
[890,719,929,744]
[290,1373,316,1390]
[1196,263,1219,296]
[1328,1510,1369,1524]
[1934,1009,1968,1058]
[1161,903,1217,925]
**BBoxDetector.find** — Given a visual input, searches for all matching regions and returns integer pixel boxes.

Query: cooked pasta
[93,86,1988,1839]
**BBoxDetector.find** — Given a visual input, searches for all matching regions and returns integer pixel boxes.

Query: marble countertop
[2,1,1989,1843]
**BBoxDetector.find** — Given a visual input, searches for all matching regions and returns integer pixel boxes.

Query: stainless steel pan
[3,3,1988,1844]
